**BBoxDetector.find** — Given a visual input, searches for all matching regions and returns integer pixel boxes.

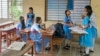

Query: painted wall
[91,0,100,37]
[23,0,59,27]
[23,0,45,21]
[23,0,100,37]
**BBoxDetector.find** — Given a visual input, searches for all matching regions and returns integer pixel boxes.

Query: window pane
[0,0,23,19]
[9,0,23,19]
[47,0,67,20]
[0,1,1,18]
[47,0,90,21]
[71,0,90,22]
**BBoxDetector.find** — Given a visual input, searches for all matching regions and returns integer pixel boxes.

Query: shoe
[80,50,85,53]
[89,50,94,53]
[84,54,90,56]
[63,44,70,50]
[45,47,51,51]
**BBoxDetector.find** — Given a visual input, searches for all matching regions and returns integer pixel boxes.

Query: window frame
[0,0,10,19]
[45,0,91,21]
[0,0,23,19]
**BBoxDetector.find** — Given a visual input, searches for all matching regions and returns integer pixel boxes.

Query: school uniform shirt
[79,16,93,47]
[90,13,98,38]
[16,22,26,42]
[26,13,35,28]
[30,23,49,52]
[63,16,72,39]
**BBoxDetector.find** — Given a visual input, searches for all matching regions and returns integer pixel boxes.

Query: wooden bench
[0,43,34,56]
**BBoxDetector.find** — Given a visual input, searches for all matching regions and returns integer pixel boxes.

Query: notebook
[69,26,88,34]
[7,41,26,51]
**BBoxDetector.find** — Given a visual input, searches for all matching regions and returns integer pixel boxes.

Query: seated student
[30,17,49,53]
[16,16,26,42]
[63,10,73,49]
[79,6,93,56]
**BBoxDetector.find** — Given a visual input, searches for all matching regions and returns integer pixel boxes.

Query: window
[0,0,9,19]
[0,0,23,19]
[71,0,90,22]
[9,0,23,20]
[46,0,67,20]
[46,0,90,22]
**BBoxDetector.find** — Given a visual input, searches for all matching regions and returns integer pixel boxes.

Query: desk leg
[50,37,53,56]
[0,32,2,52]
[26,33,28,42]
[6,33,9,47]
[7,33,11,47]
[42,37,44,56]
[32,46,33,56]
[33,42,36,56]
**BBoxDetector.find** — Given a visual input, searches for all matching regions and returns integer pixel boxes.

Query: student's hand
[79,25,84,30]
[69,23,74,27]
[40,30,47,33]
[46,28,52,32]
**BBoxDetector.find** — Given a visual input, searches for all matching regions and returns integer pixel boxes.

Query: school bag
[53,23,64,37]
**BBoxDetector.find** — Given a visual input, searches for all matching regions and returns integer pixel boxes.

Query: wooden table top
[0,25,16,32]
[71,31,85,35]
[42,30,55,37]
[0,21,14,27]
[0,43,33,56]
[20,28,31,34]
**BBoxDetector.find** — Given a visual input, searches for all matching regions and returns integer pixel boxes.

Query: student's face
[29,9,33,13]
[66,11,71,16]
[20,18,24,22]
[83,8,88,16]
[39,19,42,24]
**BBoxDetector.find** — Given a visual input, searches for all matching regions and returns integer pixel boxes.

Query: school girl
[26,7,35,28]
[85,5,98,52]
[63,10,73,49]
[79,6,93,56]
[16,16,26,42]
[30,17,49,52]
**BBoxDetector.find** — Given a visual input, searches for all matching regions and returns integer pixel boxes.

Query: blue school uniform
[63,16,72,39]
[91,26,97,38]
[30,23,49,52]
[79,16,93,47]
[16,22,26,42]
[90,13,98,38]
[26,13,35,28]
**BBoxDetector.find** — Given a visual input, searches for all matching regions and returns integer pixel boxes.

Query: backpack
[54,23,64,37]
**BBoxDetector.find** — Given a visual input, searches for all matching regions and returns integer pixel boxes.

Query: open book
[69,26,88,34]
[7,41,26,51]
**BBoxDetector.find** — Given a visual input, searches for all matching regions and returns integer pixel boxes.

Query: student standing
[63,10,73,49]
[16,16,26,42]
[84,5,98,52]
[79,6,93,56]
[26,7,35,28]
[30,17,49,53]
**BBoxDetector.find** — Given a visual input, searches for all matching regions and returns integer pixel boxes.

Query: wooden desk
[42,32,54,56]
[0,21,14,28]
[42,25,55,56]
[20,28,36,55]
[20,28,31,41]
[0,25,16,52]
[0,43,34,56]
[70,31,85,56]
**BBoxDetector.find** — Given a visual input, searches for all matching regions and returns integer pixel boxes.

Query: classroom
[0,0,100,56]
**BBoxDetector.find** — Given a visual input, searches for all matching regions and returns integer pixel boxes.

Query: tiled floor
[1,38,100,56]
